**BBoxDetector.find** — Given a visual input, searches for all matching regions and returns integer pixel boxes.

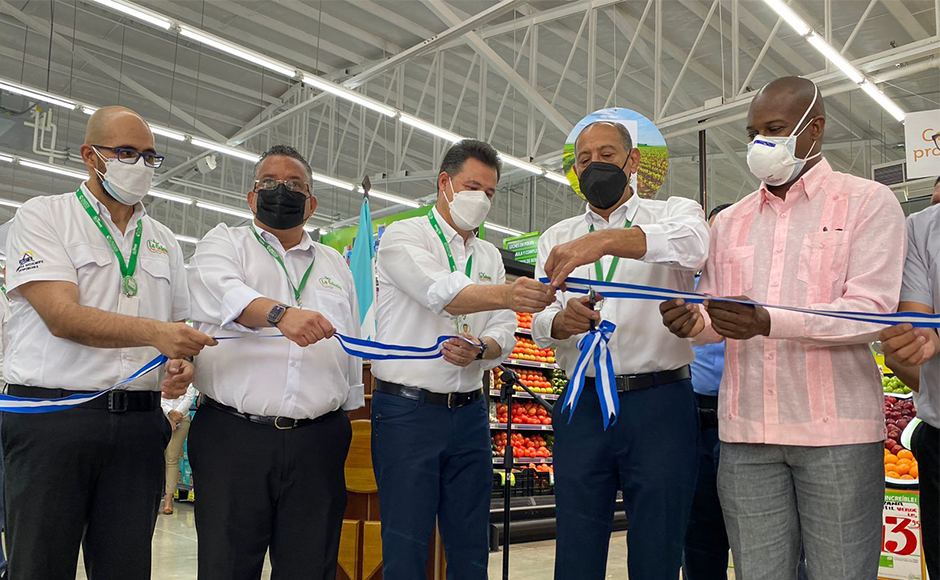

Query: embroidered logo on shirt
[479,272,492,283]
[147,239,169,256]
[319,276,343,292]
[15,252,43,274]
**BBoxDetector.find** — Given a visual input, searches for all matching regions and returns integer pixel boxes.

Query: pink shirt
[697,159,906,446]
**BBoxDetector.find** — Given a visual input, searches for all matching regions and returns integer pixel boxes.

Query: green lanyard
[427,212,473,277]
[1,285,8,302]
[588,216,632,282]
[75,188,143,297]
[251,226,315,307]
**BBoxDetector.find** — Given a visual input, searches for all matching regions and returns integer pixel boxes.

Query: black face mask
[255,184,308,230]
[579,159,629,210]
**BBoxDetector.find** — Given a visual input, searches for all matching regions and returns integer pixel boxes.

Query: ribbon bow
[562,320,619,430]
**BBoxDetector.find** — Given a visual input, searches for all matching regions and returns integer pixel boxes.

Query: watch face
[268,304,286,325]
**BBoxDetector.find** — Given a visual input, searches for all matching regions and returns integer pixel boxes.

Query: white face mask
[746,83,822,187]
[447,180,491,231]
[93,148,154,206]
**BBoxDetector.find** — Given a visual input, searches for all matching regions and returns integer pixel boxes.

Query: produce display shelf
[492,457,553,465]
[490,423,553,431]
[490,389,559,401]
[515,327,532,336]
[504,359,559,370]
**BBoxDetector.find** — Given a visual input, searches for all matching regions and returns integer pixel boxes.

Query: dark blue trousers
[553,378,699,580]
[371,390,492,580]
[683,421,729,580]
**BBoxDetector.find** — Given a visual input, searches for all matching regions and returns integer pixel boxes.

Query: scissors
[588,288,598,331]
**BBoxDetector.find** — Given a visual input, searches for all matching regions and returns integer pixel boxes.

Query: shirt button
[772,281,779,287]
[819,243,825,249]
[780,213,787,218]
[775,247,783,254]
[823,417,829,423]
[728,413,733,419]
[728,258,734,263]
[767,389,774,395]
[767,353,774,360]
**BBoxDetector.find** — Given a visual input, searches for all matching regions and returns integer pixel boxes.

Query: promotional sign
[321,205,433,263]
[563,108,670,200]
[879,489,928,580]
[905,109,940,180]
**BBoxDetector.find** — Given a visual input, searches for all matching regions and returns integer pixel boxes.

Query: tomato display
[494,367,565,395]
[516,312,532,330]
[492,432,553,458]
[494,402,553,426]
[511,337,556,364]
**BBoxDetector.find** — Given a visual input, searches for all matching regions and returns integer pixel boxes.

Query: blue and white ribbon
[543,276,940,328]
[0,332,466,414]
[562,320,618,430]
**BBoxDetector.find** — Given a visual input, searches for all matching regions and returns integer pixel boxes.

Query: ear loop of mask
[784,83,823,167]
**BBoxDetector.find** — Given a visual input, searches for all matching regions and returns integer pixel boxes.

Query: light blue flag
[350,196,376,341]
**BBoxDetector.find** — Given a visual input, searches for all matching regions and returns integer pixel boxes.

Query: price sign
[879,489,927,580]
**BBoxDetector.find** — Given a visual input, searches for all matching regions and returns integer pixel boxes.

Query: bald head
[84,106,153,146]
[752,77,825,122]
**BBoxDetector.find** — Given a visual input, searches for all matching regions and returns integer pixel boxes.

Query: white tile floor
[73,502,729,579]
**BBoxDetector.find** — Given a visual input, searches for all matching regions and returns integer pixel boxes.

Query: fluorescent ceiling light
[18,159,87,180]
[150,125,187,142]
[501,154,545,175]
[86,0,173,30]
[399,114,464,143]
[196,201,254,220]
[302,76,397,117]
[311,173,356,191]
[544,171,570,185]
[179,26,296,78]
[806,34,864,84]
[369,189,421,209]
[762,0,811,36]
[191,138,260,163]
[0,199,23,209]
[150,189,194,205]
[486,222,524,237]
[860,81,906,123]
[0,154,13,163]
[81,106,98,116]
[0,80,77,110]
[175,234,199,245]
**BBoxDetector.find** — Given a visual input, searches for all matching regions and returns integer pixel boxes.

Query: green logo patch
[147,239,169,255]
[319,276,343,291]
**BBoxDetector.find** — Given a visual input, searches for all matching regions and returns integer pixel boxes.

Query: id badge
[117,294,140,317]
[455,315,471,336]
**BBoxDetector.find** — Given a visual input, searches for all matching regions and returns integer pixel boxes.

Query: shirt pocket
[65,244,113,288]
[138,257,172,287]
[315,291,353,334]
[797,231,849,302]
[715,246,755,296]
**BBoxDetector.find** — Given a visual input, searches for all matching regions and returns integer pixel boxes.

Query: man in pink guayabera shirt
[659,76,906,580]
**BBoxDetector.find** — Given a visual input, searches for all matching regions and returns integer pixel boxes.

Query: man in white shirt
[2,106,215,580]
[532,121,709,580]
[372,140,554,579]
[187,144,362,580]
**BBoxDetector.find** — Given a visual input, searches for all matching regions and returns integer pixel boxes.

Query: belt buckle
[274,416,297,430]
[447,393,456,409]
[108,391,128,413]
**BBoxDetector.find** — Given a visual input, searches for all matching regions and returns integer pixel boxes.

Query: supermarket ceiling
[0,0,937,246]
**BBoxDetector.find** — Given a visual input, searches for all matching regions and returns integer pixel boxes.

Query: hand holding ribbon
[561,320,619,430]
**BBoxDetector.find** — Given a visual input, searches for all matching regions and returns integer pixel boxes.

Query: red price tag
[883,516,919,556]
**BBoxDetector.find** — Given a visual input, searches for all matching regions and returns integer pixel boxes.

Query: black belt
[6,384,160,412]
[374,379,483,409]
[202,397,337,430]
[584,365,691,393]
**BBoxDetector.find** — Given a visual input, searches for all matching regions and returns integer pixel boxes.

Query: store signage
[904,109,940,180]
[878,489,927,580]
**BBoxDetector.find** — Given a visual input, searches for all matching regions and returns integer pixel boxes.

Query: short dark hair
[709,203,732,220]
[254,144,312,183]
[934,176,940,187]
[575,121,633,156]
[439,140,502,182]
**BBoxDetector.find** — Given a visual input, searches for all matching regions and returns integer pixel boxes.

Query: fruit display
[516,312,532,330]
[883,376,912,395]
[494,402,553,426]
[549,369,568,394]
[511,337,556,364]
[492,432,553,458]
[494,367,565,396]
[884,448,919,482]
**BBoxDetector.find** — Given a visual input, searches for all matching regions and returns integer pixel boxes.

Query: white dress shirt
[4,184,189,391]
[187,223,363,419]
[532,194,709,376]
[161,384,197,416]
[372,207,516,393]
[0,290,11,383]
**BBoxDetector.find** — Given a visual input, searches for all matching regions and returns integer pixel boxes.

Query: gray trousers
[717,442,884,580]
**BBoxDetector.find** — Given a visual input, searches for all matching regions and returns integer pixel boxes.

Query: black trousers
[911,420,939,580]
[188,402,352,580]
[1,405,171,580]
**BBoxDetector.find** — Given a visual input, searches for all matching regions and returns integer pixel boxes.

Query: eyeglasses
[93,146,165,168]
[254,179,310,193]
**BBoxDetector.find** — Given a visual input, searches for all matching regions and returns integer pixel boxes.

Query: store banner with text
[905,109,940,180]
[321,205,433,263]
[879,489,927,580]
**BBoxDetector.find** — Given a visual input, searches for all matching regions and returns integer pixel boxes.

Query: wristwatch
[475,338,488,360]
[266,303,290,327]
